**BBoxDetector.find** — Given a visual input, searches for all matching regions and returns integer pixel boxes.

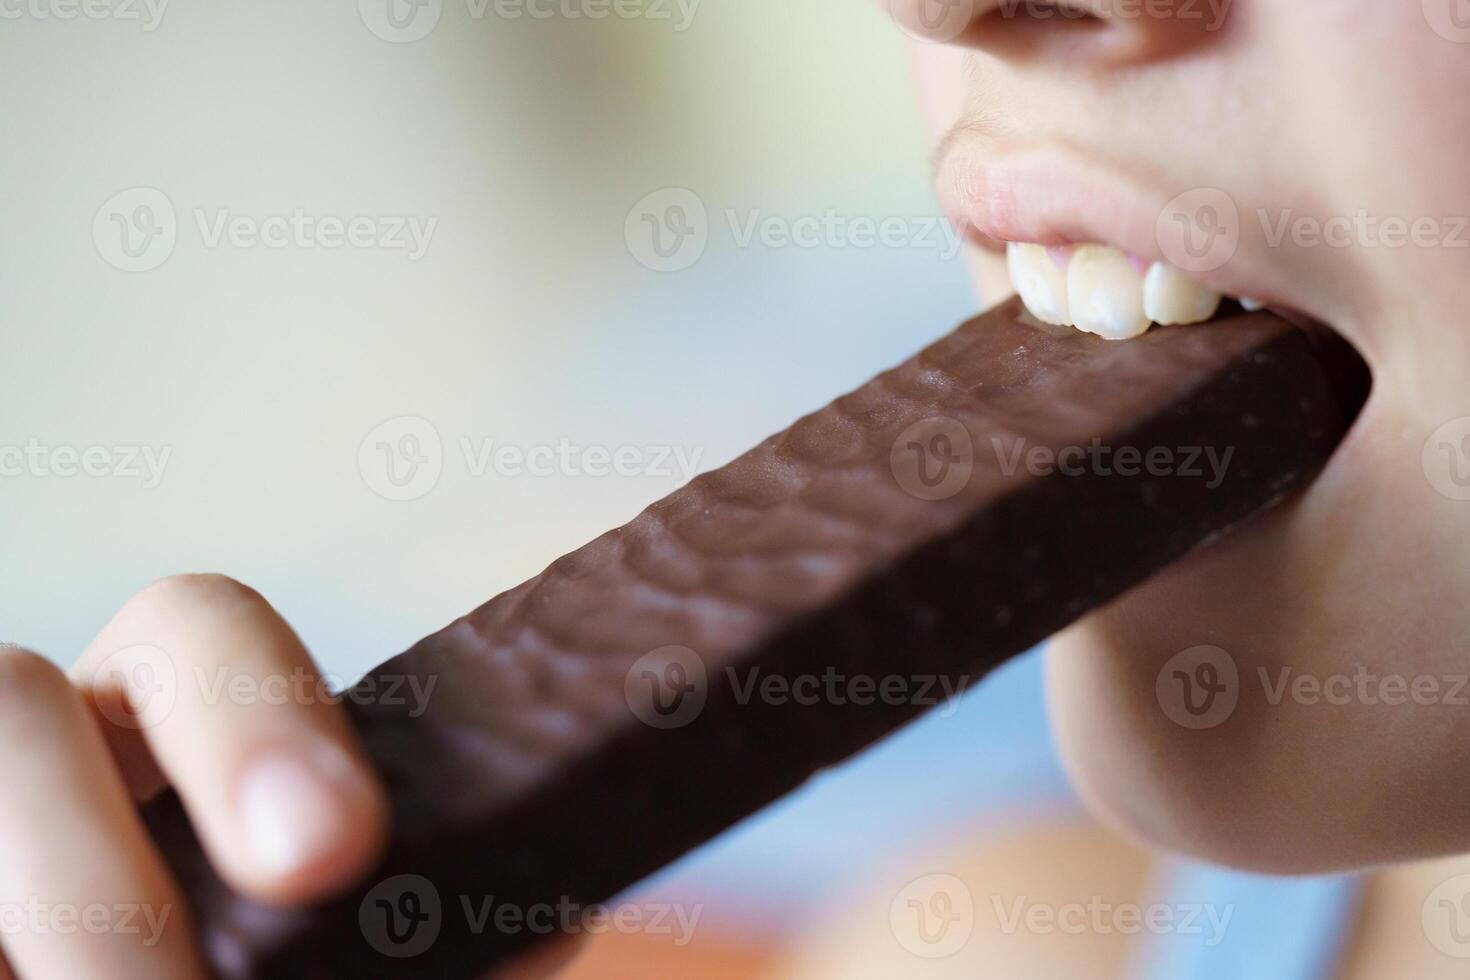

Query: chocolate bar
[144,297,1367,978]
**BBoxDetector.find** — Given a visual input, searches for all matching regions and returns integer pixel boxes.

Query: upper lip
[932,130,1323,323]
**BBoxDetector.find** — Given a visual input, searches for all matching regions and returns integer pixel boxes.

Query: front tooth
[1006,242,1072,326]
[1067,245,1150,340]
[1239,296,1265,312]
[1143,262,1222,326]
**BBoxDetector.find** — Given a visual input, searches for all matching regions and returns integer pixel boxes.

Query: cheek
[1270,2,1470,331]
[1043,385,1470,873]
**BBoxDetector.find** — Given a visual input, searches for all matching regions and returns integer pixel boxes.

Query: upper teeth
[1143,261,1223,327]
[1006,242,1226,340]
[1005,243,1072,327]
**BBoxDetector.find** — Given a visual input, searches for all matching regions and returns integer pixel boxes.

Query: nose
[883,0,1228,64]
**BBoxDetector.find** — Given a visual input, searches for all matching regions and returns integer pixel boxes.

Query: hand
[0,574,573,979]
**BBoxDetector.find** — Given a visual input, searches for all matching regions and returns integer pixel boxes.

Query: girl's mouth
[933,132,1376,519]
[933,138,1362,346]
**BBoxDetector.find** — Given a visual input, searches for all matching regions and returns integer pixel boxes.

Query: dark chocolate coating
[144,298,1363,978]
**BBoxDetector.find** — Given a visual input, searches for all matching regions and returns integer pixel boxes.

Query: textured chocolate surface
[144,297,1363,978]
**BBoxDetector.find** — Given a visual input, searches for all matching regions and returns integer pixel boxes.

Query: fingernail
[239,748,358,878]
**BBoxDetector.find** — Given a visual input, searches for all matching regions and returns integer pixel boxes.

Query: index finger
[72,574,390,907]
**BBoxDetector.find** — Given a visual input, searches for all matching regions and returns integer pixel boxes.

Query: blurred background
[1,2,1368,977]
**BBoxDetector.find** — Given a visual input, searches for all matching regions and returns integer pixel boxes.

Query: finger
[73,574,389,906]
[75,683,168,803]
[0,648,203,979]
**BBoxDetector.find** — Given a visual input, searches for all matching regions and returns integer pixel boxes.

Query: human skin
[10,7,1467,976]
[899,0,1470,873]
[0,575,574,978]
